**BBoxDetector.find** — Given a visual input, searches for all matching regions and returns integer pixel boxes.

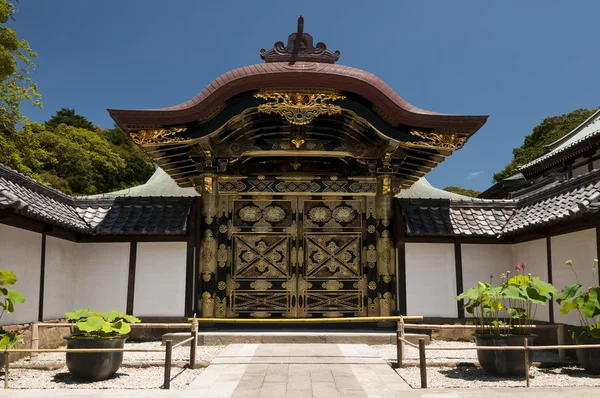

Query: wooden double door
[221,195,376,318]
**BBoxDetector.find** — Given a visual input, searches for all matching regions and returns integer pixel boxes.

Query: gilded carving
[129,127,188,145]
[250,312,271,318]
[368,281,377,291]
[214,296,227,318]
[201,229,217,282]
[217,243,228,268]
[379,292,394,317]
[308,206,332,223]
[305,235,361,278]
[233,235,289,278]
[217,281,227,290]
[250,280,273,291]
[322,280,344,291]
[367,297,380,317]
[254,90,345,126]
[200,291,214,318]
[225,275,240,296]
[353,275,368,296]
[323,312,343,318]
[408,130,467,150]
[366,245,377,268]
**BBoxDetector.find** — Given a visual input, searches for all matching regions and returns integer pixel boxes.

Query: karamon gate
[109,17,487,318]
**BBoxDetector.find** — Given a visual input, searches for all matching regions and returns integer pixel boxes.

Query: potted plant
[456,263,556,376]
[0,269,25,368]
[556,259,600,373]
[64,308,140,381]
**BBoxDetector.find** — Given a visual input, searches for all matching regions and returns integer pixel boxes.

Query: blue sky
[13,1,600,191]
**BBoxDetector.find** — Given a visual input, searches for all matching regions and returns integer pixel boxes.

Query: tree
[443,186,481,198]
[45,108,95,131]
[493,107,598,182]
[0,0,41,132]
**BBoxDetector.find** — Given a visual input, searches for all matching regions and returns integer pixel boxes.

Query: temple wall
[73,243,130,313]
[44,236,78,320]
[0,224,42,325]
[511,238,549,321]
[461,244,513,293]
[551,229,597,325]
[405,243,457,317]
[133,242,187,317]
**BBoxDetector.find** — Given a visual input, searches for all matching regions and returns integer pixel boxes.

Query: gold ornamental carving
[200,291,215,318]
[321,280,344,291]
[254,90,345,126]
[408,130,467,150]
[250,280,273,291]
[129,127,188,145]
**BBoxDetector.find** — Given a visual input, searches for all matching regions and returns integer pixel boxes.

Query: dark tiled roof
[401,199,515,237]
[0,164,193,235]
[502,170,600,234]
[400,169,600,237]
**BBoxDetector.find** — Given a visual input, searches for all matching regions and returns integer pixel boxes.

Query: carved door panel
[300,198,367,317]
[225,195,369,318]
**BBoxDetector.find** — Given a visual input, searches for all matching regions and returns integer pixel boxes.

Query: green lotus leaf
[111,320,131,335]
[76,316,105,332]
[101,310,120,322]
[0,270,17,286]
[122,314,141,324]
[556,284,584,304]
[530,277,557,295]
[7,289,25,304]
[65,308,91,321]
[4,298,14,313]
[560,301,579,314]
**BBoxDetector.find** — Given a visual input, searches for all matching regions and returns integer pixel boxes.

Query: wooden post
[523,338,530,388]
[164,340,172,390]
[30,322,39,360]
[4,345,9,390]
[394,320,401,369]
[419,338,427,389]
[558,324,566,362]
[399,316,405,361]
[190,315,198,369]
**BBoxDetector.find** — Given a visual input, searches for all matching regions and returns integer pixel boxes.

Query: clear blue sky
[13,1,600,191]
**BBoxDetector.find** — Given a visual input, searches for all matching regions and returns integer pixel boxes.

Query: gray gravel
[9,342,224,390]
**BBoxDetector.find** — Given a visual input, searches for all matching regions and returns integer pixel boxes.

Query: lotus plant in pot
[456,263,556,377]
[555,259,600,374]
[64,308,140,381]
[0,269,25,368]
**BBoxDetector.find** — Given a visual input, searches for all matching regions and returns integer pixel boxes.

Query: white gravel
[396,365,600,388]
[8,342,224,390]
[371,340,561,364]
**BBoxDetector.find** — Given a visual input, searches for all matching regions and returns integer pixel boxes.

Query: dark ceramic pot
[474,334,535,377]
[64,335,127,381]
[576,337,600,374]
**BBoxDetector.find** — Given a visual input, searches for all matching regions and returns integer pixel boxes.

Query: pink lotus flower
[515,263,521,271]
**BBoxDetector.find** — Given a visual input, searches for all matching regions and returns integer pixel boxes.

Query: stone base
[161,332,431,346]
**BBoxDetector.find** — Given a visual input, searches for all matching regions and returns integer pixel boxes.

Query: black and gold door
[213,195,375,318]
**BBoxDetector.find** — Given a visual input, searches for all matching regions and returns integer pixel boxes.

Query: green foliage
[494,108,599,182]
[457,263,556,336]
[442,186,481,197]
[0,0,41,132]
[0,269,25,348]
[1,119,155,195]
[45,108,95,131]
[65,308,141,339]
[556,260,600,342]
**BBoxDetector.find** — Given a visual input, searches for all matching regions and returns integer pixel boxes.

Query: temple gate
[108,17,487,318]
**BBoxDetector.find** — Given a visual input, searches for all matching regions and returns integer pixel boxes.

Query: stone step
[161,331,430,346]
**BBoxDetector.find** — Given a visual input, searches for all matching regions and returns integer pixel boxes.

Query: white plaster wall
[73,243,130,313]
[511,239,549,321]
[551,229,597,325]
[44,236,78,320]
[405,243,457,317]
[0,224,41,325]
[461,244,512,318]
[134,242,187,317]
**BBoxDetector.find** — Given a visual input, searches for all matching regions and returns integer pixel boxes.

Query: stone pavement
[188,343,411,397]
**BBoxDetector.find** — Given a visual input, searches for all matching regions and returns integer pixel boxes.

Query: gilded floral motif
[250,280,273,291]
[322,280,344,291]
[308,206,332,223]
[332,206,355,223]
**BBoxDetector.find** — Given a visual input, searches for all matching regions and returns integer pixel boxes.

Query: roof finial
[260,16,340,65]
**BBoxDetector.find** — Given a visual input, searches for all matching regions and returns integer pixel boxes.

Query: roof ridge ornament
[260,16,340,64]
